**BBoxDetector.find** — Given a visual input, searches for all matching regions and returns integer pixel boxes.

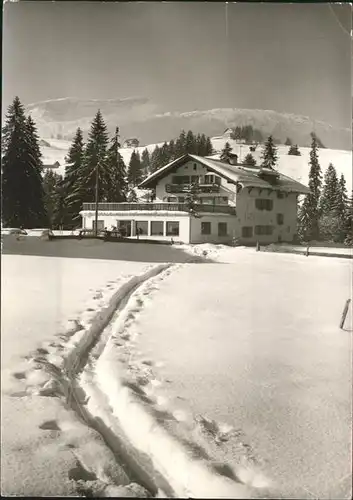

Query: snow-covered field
[1,255,153,496]
[2,247,352,498]
[210,139,352,193]
[109,251,352,499]
[176,242,353,262]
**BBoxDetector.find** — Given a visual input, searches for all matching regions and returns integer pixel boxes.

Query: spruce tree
[285,137,292,146]
[26,116,43,176]
[150,146,162,173]
[141,148,150,178]
[185,130,197,154]
[106,127,127,201]
[261,135,278,169]
[310,132,325,149]
[43,170,65,228]
[63,127,84,226]
[298,134,322,241]
[127,150,143,187]
[2,97,47,228]
[337,174,348,217]
[160,142,171,166]
[197,134,207,156]
[175,130,186,157]
[72,110,110,204]
[205,136,214,156]
[288,144,301,156]
[319,163,339,215]
[343,191,353,245]
[25,115,48,226]
[168,139,176,161]
[220,141,232,161]
[242,153,257,167]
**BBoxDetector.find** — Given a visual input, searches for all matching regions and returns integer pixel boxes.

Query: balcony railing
[166,183,220,194]
[82,202,236,215]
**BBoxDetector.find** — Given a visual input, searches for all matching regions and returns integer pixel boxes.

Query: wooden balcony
[82,202,236,215]
[165,183,220,194]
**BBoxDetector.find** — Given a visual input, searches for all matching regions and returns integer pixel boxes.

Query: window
[167,196,177,202]
[178,197,185,203]
[93,220,104,230]
[218,222,228,236]
[242,226,253,238]
[151,221,164,236]
[255,225,273,235]
[201,175,221,185]
[214,196,228,205]
[255,199,273,211]
[191,175,199,184]
[277,192,284,199]
[201,222,211,235]
[193,163,197,170]
[277,213,284,225]
[200,197,215,205]
[166,221,179,236]
[135,221,149,235]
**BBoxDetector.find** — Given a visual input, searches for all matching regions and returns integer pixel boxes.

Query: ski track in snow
[6,260,275,499]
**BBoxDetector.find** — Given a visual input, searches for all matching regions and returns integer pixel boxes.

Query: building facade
[80,153,309,244]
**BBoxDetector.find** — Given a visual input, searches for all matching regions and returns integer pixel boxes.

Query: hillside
[41,136,352,194]
[27,97,351,150]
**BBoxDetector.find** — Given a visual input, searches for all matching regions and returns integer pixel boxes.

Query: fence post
[339,299,351,329]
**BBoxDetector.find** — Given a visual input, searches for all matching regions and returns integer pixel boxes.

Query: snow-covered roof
[139,154,310,194]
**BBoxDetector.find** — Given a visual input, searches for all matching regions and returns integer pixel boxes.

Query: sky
[2,2,352,128]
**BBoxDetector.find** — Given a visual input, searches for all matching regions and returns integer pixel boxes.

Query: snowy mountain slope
[210,138,352,193]
[27,97,351,150]
[41,136,352,193]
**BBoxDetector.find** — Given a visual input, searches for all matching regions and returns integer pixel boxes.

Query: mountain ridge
[26,97,351,150]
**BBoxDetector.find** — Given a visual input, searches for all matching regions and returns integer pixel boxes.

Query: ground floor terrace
[80,203,297,245]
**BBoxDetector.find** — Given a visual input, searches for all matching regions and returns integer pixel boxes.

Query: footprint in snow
[36,347,49,356]
[39,419,61,431]
[13,371,27,380]
[141,359,153,367]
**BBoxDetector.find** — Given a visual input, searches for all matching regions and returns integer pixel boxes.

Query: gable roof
[139,154,310,194]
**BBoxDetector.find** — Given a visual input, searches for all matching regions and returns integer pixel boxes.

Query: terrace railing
[166,183,220,194]
[82,202,236,215]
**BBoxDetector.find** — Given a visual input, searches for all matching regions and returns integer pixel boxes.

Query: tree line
[1,97,214,229]
[298,135,352,244]
[228,125,264,144]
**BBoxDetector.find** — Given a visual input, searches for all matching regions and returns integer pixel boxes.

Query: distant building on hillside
[80,152,309,245]
[223,128,246,144]
[222,127,254,144]
[223,128,234,139]
[123,138,140,148]
[42,161,60,170]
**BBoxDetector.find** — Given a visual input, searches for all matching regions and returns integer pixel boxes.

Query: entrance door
[117,220,132,237]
